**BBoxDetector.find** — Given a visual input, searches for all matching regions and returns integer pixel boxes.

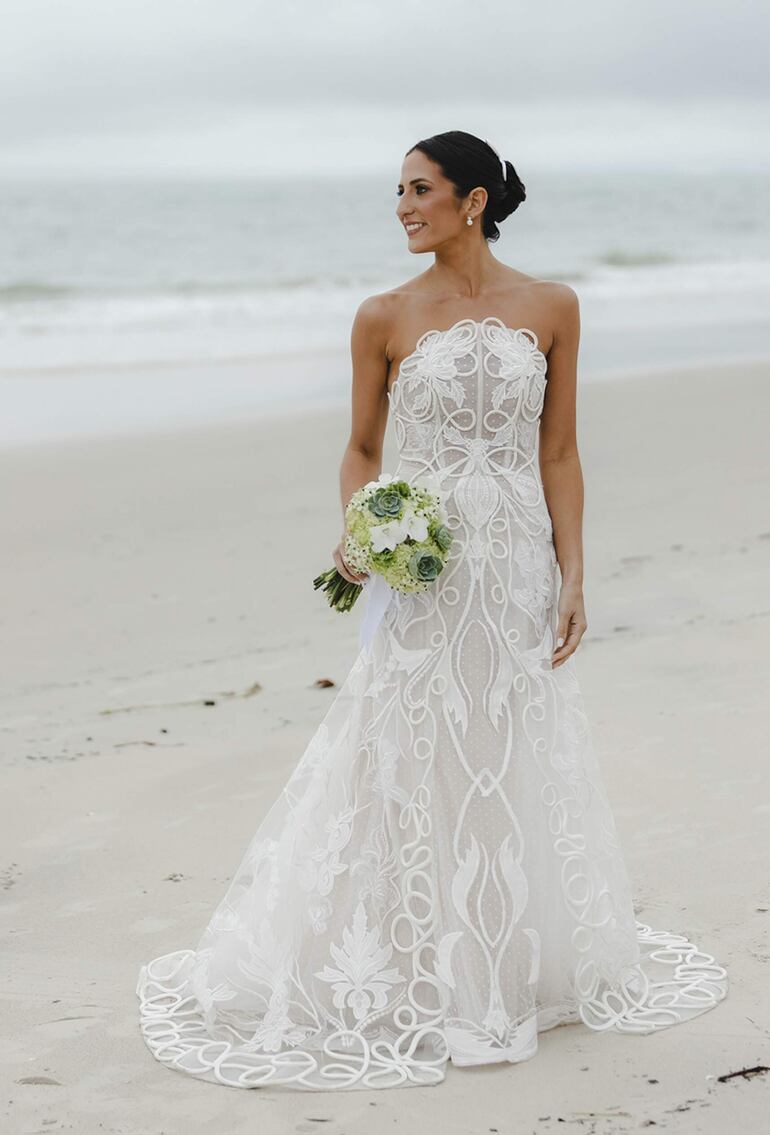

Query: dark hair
[405,130,526,243]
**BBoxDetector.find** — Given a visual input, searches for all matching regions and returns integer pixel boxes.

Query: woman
[136,130,727,1092]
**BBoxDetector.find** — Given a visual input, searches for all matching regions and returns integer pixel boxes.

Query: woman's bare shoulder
[526,276,580,309]
[351,276,433,353]
[490,274,579,358]
[354,274,431,321]
[497,265,578,300]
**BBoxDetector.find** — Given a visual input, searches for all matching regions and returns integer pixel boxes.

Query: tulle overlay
[136,317,727,1091]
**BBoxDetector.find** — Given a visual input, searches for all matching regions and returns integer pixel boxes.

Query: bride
[136,130,728,1091]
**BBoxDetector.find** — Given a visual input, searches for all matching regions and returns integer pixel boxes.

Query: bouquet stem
[313,567,366,613]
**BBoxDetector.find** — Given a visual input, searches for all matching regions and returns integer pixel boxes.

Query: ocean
[2,168,769,444]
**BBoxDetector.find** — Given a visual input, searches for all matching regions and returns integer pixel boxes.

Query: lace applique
[513,538,557,630]
[296,805,355,896]
[491,326,548,415]
[313,901,408,1023]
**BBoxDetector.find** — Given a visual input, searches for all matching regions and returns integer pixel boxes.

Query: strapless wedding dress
[136,316,728,1091]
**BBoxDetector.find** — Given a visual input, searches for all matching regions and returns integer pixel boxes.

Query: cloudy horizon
[2,0,769,177]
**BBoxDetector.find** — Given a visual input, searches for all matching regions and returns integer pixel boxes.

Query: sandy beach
[1,356,768,1133]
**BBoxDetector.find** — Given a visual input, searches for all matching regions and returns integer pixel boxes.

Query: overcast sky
[2,0,768,176]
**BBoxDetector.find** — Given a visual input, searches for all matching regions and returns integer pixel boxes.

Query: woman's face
[396,150,482,251]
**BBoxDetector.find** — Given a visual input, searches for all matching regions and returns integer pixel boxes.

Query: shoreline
[3,350,770,452]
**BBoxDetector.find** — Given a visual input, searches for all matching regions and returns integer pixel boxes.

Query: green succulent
[408,550,443,582]
[368,487,404,518]
[431,523,452,553]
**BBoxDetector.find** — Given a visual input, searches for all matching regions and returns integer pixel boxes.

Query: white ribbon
[358,571,396,650]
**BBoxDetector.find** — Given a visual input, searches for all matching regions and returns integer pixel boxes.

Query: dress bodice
[388,316,548,480]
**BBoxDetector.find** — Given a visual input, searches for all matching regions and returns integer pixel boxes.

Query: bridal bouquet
[313,473,453,614]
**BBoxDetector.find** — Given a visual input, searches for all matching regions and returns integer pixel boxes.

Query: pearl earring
[466,216,473,226]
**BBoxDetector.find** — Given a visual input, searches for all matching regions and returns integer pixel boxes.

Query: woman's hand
[332,532,369,585]
[552,581,587,668]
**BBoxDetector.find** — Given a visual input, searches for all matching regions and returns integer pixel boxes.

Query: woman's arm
[538,283,588,667]
[332,296,390,584]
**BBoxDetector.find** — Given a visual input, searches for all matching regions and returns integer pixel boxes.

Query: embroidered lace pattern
[136,317,728,1091]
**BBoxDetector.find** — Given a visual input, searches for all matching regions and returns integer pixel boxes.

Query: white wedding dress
[136,316,728,1091]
